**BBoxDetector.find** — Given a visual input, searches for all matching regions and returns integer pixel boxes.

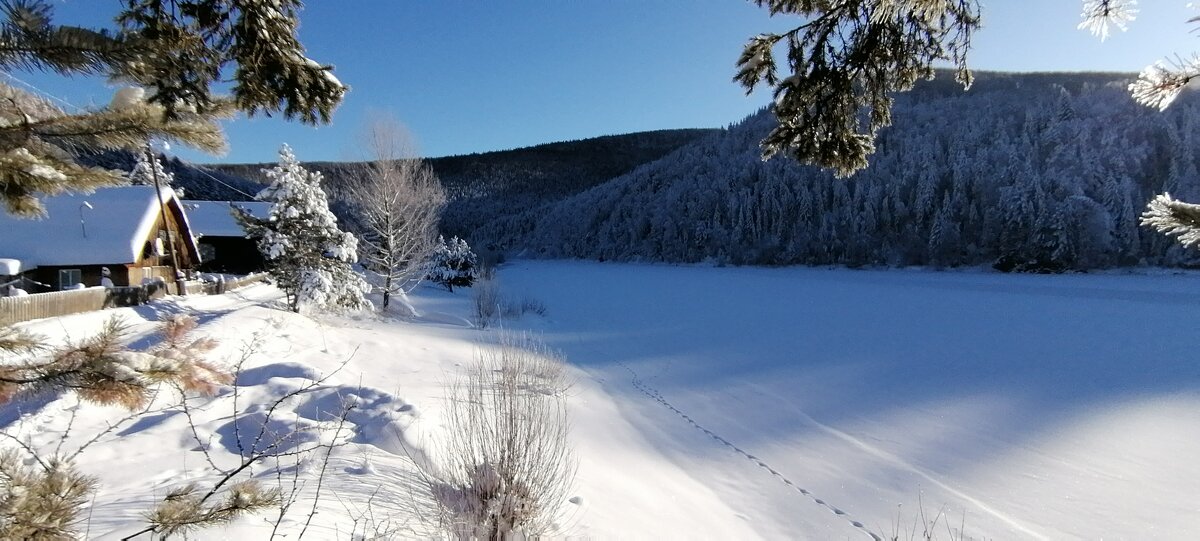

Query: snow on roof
[0,258,18,275]
[182,200,270,238]
[0,186,195,268]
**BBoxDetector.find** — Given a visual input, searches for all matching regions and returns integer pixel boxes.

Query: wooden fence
[0,287,109,324]
[1,273,269,325]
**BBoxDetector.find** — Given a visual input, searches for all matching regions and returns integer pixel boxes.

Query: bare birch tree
[346,117,447,310]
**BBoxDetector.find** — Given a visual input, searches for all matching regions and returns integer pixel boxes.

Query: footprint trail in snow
[616,361,884,541]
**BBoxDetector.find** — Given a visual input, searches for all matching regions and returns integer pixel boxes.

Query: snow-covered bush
[236,145,371,313]
[428,236,477,292]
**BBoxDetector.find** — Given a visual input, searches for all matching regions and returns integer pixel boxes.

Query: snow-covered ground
[6,261,1200,539]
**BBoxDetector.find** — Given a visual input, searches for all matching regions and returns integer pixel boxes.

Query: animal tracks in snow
[615,361,884,541]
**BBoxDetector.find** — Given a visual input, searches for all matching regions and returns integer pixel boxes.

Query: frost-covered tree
[475,74,1200,270]
[237,145,370,313]
[429,236,477,292]
[0,0,344,216]
[345,117,446,310]
[128,149,176,191]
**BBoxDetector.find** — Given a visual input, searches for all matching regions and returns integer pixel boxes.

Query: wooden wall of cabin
[136,199,199,270]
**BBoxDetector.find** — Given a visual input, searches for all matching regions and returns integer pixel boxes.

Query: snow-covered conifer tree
[237,145,370,313]
[127,151,177,193]
[429,236,478,292]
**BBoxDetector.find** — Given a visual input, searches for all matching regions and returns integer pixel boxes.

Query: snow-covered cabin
[183,200,270,274]
[0,186,201,291]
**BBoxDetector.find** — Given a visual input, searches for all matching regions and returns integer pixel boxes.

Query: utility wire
[0,71,85,112]
[1,71,261,201]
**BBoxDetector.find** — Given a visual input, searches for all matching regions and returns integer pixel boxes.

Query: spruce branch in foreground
[0,0,344,216]
[734,0,981,177]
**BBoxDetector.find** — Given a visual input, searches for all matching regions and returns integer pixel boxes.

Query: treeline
[474,72,1200,270]
[204,129,715,238]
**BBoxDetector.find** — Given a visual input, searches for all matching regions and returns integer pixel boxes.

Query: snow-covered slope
[6,262,1200,539]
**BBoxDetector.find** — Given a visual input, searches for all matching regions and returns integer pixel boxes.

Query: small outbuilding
[0,186,201,292]
[183,200,271,275]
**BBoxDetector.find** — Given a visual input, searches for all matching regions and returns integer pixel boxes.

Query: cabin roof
[0,186,198,268]
[182,200,270,238]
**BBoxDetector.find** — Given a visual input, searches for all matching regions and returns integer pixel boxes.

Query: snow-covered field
[6,261,1200,539]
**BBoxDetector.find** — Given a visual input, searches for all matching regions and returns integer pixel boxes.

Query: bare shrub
[502,296,546,319]
[472,277,502,328]
[887,493,971,541]
[473,278,546,329]
[424,332,575,539]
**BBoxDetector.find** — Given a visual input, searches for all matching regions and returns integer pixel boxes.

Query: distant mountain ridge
[203,128,717,237]
[79,127,714,201]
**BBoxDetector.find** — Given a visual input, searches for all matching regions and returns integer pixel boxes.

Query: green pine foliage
[0,315,254,539]
[0,0,344,216]
[735,0,980,177]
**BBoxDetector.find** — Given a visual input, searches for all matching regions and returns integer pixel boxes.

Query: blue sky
[10,1,1200,164]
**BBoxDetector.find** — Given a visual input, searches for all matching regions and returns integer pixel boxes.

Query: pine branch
[0,449,96,540]
[736,0,981,177]
[0,1,144,75]
[1142,192,1200,248]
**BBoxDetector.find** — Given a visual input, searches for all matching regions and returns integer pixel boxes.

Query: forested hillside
[207,129,715,237]
[77,150,263,201]
[476,72,1200,270]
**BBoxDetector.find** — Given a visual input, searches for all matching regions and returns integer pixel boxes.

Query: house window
[58,269,82,290]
